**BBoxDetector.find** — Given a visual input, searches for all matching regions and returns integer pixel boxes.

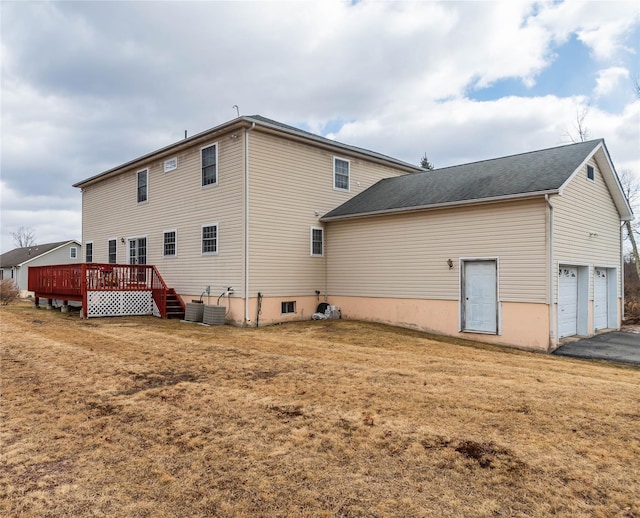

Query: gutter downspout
[545,194,555,350]
[621,221,625,323]
[244,122,256,325]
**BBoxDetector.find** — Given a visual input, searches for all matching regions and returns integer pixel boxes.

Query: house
[73,115,632,351]
[0,240,82,296]
[322,139,632,351]
[73,116,416,323]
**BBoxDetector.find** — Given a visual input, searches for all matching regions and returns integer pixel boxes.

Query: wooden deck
[28,263,185,319]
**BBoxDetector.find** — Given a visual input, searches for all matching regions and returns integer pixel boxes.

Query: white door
[594,268,608,330]
[464,261,497,333]
[558,266,578,338]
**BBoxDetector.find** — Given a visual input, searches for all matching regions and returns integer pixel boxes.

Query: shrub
[0,279,20,306]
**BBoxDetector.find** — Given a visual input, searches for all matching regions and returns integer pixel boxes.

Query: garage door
[558,266,578,338]
[594,268,608,330]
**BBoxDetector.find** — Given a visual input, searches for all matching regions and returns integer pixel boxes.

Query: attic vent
[164,157,178,172]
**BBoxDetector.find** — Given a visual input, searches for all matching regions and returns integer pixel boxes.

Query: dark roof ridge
[430,138,603,173]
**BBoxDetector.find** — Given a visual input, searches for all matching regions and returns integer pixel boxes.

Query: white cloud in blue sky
[1,0,638,252]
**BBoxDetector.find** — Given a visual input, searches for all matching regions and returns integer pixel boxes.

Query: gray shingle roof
[0,241,73,268]
[323,139,604,220]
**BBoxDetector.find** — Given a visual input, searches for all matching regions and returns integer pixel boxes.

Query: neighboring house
[74,115,632,351]
[322,139,632,351]
[0,240,82,296]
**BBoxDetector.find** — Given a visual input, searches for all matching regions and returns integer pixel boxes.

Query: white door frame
[459,258,500,335]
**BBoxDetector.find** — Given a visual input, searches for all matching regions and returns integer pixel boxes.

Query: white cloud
[533,0,639,60]
[1,0,638,252]
[0,181,81,253]
[594,66,631,97]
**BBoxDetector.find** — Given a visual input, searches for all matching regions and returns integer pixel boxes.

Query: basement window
[281,301,296,314]
[587,165,595,181]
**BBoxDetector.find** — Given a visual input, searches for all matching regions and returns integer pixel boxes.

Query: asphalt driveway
[553,331,640,365]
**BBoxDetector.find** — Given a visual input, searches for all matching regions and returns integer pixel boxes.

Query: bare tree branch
[10,226,36,248]
[619,169,640,281]
[563,104,590,143]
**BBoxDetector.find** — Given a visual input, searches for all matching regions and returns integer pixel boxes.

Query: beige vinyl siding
[552,159,622,296]
[81,134,245,296]
[327,198,548,302]
[247,130,409,297]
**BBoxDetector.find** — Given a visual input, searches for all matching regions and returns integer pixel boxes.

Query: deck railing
[28,263,175,318]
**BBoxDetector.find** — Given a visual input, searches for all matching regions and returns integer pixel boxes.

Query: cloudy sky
[1,0,639,252]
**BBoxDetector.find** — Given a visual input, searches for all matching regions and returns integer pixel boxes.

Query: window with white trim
[587,165,595,181]
[70,247,77,259]
[281,301,296,314]
[334,157,350,191]
[311,227,324,256]
[108,239,117,264]
[85,242,93,263]
[202,224,218,254]
[163,230,177,257]
[201,144,218,186]
[137,169,148,203]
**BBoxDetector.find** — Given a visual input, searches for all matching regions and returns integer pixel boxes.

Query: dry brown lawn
[1,302,639,517]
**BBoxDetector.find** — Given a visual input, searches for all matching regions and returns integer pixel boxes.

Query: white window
[202,224,218,254]
[70,247,77,259]
[201,144,218,187]
[163,230,177,257]
[587,165,595,181]
[85,242,93,263]
[334,157,350,191]
[164,157,178,173]
[137,169,148,203]
[108,239,117,264]
[311,227,324,256]
[281,301,296,314]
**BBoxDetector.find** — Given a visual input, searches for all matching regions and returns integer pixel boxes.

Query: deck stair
[165,289,185,319]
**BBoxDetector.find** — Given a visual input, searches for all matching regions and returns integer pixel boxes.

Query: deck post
[46,298,53,310]
[34,296,40,309]
[61,300,69,313]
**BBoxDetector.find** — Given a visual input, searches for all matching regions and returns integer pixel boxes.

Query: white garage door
[594,268,608,331]
[558,266,578,338]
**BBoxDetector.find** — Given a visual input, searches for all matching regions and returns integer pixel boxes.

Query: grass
[1,301,639,517]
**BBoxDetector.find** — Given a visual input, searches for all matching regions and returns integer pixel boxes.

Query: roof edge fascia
[321,190,558,222]
[74,119,253,188]
[250,119,421,173]
[74,116,421,189]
